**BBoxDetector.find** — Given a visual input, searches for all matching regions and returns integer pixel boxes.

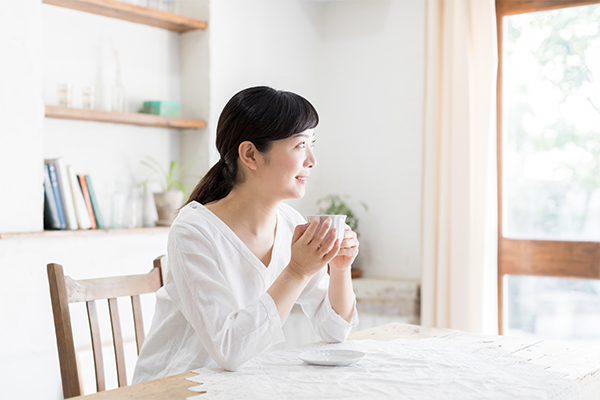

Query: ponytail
[185,158,237,206]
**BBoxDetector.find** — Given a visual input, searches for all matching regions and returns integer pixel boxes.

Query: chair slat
[47,263,81,399]
[108,298,128,387]
[86,301,106,392]
[66,267,163,303]
[131,295,145,355]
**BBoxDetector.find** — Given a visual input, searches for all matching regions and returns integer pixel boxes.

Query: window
[497,0,600,341]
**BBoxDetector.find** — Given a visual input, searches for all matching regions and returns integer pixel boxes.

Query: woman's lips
[295,176,307,185]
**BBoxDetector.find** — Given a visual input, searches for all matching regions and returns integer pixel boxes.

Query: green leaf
[139,155,201,196]
[316,194,367,234]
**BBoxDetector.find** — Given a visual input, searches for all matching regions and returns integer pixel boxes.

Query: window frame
[495,0,600,334]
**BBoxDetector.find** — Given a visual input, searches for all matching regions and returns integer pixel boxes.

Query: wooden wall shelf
[45,106,206,129]
[0,226,170,240]
[42,0,207,32]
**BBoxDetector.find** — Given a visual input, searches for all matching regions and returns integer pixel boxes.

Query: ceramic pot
[153,190,184,226]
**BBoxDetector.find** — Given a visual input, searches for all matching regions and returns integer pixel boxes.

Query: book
[78,174,97,229]
[45,158,78,230]
[84,175,105,229]
[43,165,62,230]
[68,165,92,230]
[46,162,67,230]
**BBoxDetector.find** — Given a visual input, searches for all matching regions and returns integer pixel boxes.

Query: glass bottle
[111,48,126,113]
[111,72,126,113]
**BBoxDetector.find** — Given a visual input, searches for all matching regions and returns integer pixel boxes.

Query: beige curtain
[421,0,498,334]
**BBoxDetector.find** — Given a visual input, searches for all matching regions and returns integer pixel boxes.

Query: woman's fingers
[311,217,332,246]
[298,216,321,245]
[335,246,359,257]
[302,217,332,247]
[291,217,348,276]
[317,228,337,255]
[323,238,342,262]
[343,226,356,239]
[339,235,359,249]
[338,225,358,247]
[292,223,309,244]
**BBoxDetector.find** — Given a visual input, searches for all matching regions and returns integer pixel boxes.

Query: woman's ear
[238,141,259,170]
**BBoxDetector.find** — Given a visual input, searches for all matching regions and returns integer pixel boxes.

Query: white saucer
[298,349,365,366]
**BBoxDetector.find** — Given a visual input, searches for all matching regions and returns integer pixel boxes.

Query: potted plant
[317,194,368,234]
[316,194,368,276]
[139,156,195,226]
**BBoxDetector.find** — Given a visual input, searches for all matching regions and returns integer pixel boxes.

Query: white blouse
[132,201,358,383]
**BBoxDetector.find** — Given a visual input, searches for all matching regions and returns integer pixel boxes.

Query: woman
[133,86,359,382]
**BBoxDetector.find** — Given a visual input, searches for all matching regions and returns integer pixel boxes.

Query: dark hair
[185,86,319,206]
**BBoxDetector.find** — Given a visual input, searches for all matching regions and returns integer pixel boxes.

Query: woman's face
[257,129,317,201]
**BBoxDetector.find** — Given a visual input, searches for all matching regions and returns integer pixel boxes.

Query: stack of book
[43,158,105,230]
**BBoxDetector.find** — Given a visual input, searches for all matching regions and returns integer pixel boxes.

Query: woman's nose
[305,148,317,169]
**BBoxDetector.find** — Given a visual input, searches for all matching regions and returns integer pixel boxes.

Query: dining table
[72,322,600,400]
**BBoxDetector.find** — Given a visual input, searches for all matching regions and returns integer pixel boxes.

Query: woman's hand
[328,224,359,273]
[289,217,341,277]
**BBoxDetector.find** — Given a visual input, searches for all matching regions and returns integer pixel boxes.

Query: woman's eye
[311,140,317,148]
[297,142,306,148]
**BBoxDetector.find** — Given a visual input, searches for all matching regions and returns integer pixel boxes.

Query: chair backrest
[47,255,166,398]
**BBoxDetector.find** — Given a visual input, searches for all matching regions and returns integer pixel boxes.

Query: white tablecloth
[187,337,578,400]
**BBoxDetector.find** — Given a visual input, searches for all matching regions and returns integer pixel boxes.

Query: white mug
[305,214,347,242]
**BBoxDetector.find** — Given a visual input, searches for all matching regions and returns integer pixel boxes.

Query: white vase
[153,190,184,226]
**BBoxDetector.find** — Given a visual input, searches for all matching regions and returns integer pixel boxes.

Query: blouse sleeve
[295,267,359,343]
[165,222,285,372]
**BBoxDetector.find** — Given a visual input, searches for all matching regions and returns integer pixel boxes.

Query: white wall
[179,0,212,181]
[0,0,45,233]
[311,0,425,280]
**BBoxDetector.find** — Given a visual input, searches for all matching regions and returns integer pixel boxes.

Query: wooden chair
[47,255,167,398]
